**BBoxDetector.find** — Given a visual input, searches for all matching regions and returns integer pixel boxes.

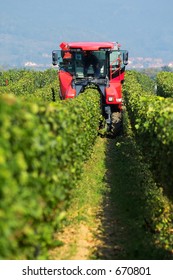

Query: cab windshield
[57,50,107,78]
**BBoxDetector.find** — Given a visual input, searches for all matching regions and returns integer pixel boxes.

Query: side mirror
[52,50,58,66]
[123,51,128,65]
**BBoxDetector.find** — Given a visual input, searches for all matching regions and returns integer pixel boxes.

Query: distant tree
[140,68,160,80]
[161,65,172,72]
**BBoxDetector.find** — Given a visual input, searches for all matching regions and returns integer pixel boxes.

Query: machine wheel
[98,112,123,138]
[111,111,123,136]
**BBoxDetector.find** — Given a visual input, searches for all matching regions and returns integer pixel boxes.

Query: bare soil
[49,171,126,260]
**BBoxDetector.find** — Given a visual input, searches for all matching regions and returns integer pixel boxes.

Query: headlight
[116,98,122,102]
[108,97,114,102]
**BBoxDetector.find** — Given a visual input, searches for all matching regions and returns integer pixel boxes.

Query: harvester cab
[52,41,128,133]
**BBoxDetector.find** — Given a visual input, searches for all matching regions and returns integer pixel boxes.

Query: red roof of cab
[60,42,115,51]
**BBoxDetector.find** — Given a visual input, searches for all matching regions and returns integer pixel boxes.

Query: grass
[49,137,108,259]
[65,137,107,226]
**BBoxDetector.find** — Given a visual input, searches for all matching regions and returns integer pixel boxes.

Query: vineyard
[0,69,173,259]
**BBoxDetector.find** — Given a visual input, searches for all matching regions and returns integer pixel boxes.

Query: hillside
[1,0,173,68]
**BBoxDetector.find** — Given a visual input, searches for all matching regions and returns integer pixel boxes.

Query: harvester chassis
[52,41,128,137]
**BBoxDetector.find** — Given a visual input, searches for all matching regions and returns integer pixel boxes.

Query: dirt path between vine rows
[49,136,128,260]
[49,134,168,260]
[49,110,127,260]
[50,193,125,260]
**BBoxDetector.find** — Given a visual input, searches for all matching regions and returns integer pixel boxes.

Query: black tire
[111,111,123,136]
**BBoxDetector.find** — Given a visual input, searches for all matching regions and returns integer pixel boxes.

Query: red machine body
[52,41,128,129]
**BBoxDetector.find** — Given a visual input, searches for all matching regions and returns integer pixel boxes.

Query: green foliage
[123,72,173,177]
[0,69,57,87]
[131,70,156,93]
[124,71,173,145]
[0,69,25,86]
[0,69,59,102]
[123,70,173,255]
[156,71,173,97]
[0,88,101,259]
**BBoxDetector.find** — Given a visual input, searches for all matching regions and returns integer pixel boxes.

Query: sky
[0,0,173,67]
